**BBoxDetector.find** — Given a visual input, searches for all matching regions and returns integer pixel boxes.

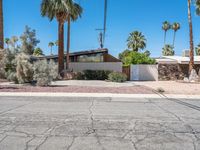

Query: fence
[130,65,158,81]
[69,62,122,72]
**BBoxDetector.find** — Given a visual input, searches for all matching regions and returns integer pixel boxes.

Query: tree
[162,21,171,45]
[66,1,83,70]
[195,44,200,55]
[188,0,194,73]
[41,0,68,75]
[0,0,4,49]
[127,31,146,52]
[162,44,175,56]
[172,22,180,47]
[20,26,40,55]
[48,42,54,55]
[5,38,9,48]
[33,47,43,56]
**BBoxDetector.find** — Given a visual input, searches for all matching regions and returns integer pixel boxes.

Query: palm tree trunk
[66,16,70,70]
[58,21,64,75]
[50,46,52,55]
[173,31,176,47]
[188,0,194,73]
[0,0,4,49]
[164,31,166,45]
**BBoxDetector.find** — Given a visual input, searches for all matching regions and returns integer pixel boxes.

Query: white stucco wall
[130,65,158,81]
[69,62,122,72]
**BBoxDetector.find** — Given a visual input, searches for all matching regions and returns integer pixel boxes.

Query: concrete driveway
[0,96,200,150]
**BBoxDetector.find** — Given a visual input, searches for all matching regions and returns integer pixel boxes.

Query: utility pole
[96,0,108,48]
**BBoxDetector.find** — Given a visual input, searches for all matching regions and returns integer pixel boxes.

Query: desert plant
[108,72,127,83]
[16,53,34,84]
[20,26,40,55]
[33,59,59,86]
[49,59,59,80]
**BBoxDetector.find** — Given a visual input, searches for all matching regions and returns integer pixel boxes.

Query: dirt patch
[0,85,154,94]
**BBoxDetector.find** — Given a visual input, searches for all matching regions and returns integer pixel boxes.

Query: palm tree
[188,0,194,73]
[0,0,4,49]
[5,38,9,49]
[172,22,180,47]
[127,31,146,52]
[65,1,83,70]
[162,21,171,45]
[48,42,54,55]
[41,0,69,74]
[162,44,175,56]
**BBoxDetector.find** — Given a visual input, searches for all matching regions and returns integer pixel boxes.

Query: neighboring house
[156,56,200,80]
[38,48,120,63]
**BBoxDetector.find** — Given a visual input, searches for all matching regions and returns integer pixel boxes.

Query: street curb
[0,92,199,99]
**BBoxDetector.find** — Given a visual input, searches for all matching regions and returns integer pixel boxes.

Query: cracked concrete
[0,96,200,150]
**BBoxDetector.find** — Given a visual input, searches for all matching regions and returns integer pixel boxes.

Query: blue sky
[4,0,200,57]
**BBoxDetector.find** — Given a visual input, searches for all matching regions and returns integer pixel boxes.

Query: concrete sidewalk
[0,92,199,99]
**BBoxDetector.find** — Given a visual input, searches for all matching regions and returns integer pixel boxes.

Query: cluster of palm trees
[41,0,82,75]
[162,21,180,47]
[48,41,58,55]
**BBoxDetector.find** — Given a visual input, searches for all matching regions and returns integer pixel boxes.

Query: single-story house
[36,48,122,73]
[155,56,200,80]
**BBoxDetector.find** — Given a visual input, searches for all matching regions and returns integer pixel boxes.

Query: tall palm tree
[127,31,146,52]
[65,1,83,70]
[48,42,54,55]
[172,22,180,47]
[188,0,194,73]
[162,21,171,45]
[0,0,4,49]
[41,0,69,74]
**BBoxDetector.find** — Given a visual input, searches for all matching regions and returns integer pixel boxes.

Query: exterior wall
[130,65,158,81]
[103,53,121,62]
[69,62,122,72]
[158,64,200,80]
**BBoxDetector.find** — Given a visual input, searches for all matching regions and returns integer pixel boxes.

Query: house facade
[38,48,120,63]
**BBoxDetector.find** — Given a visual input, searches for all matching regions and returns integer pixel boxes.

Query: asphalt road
[0,96,200,150]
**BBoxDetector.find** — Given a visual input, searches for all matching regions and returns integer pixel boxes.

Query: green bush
[75,70,112,80]
[120,51,156,66]
[108,72,127,83]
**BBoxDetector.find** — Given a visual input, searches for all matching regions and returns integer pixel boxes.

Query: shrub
[33,59,59,86]
[108,72,127,83]
[0,50,6,78]
[82,70,112,80]
[16,53,34,84]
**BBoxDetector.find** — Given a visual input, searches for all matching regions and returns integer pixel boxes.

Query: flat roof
[38,48,108,59]
[156,56,200,64]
